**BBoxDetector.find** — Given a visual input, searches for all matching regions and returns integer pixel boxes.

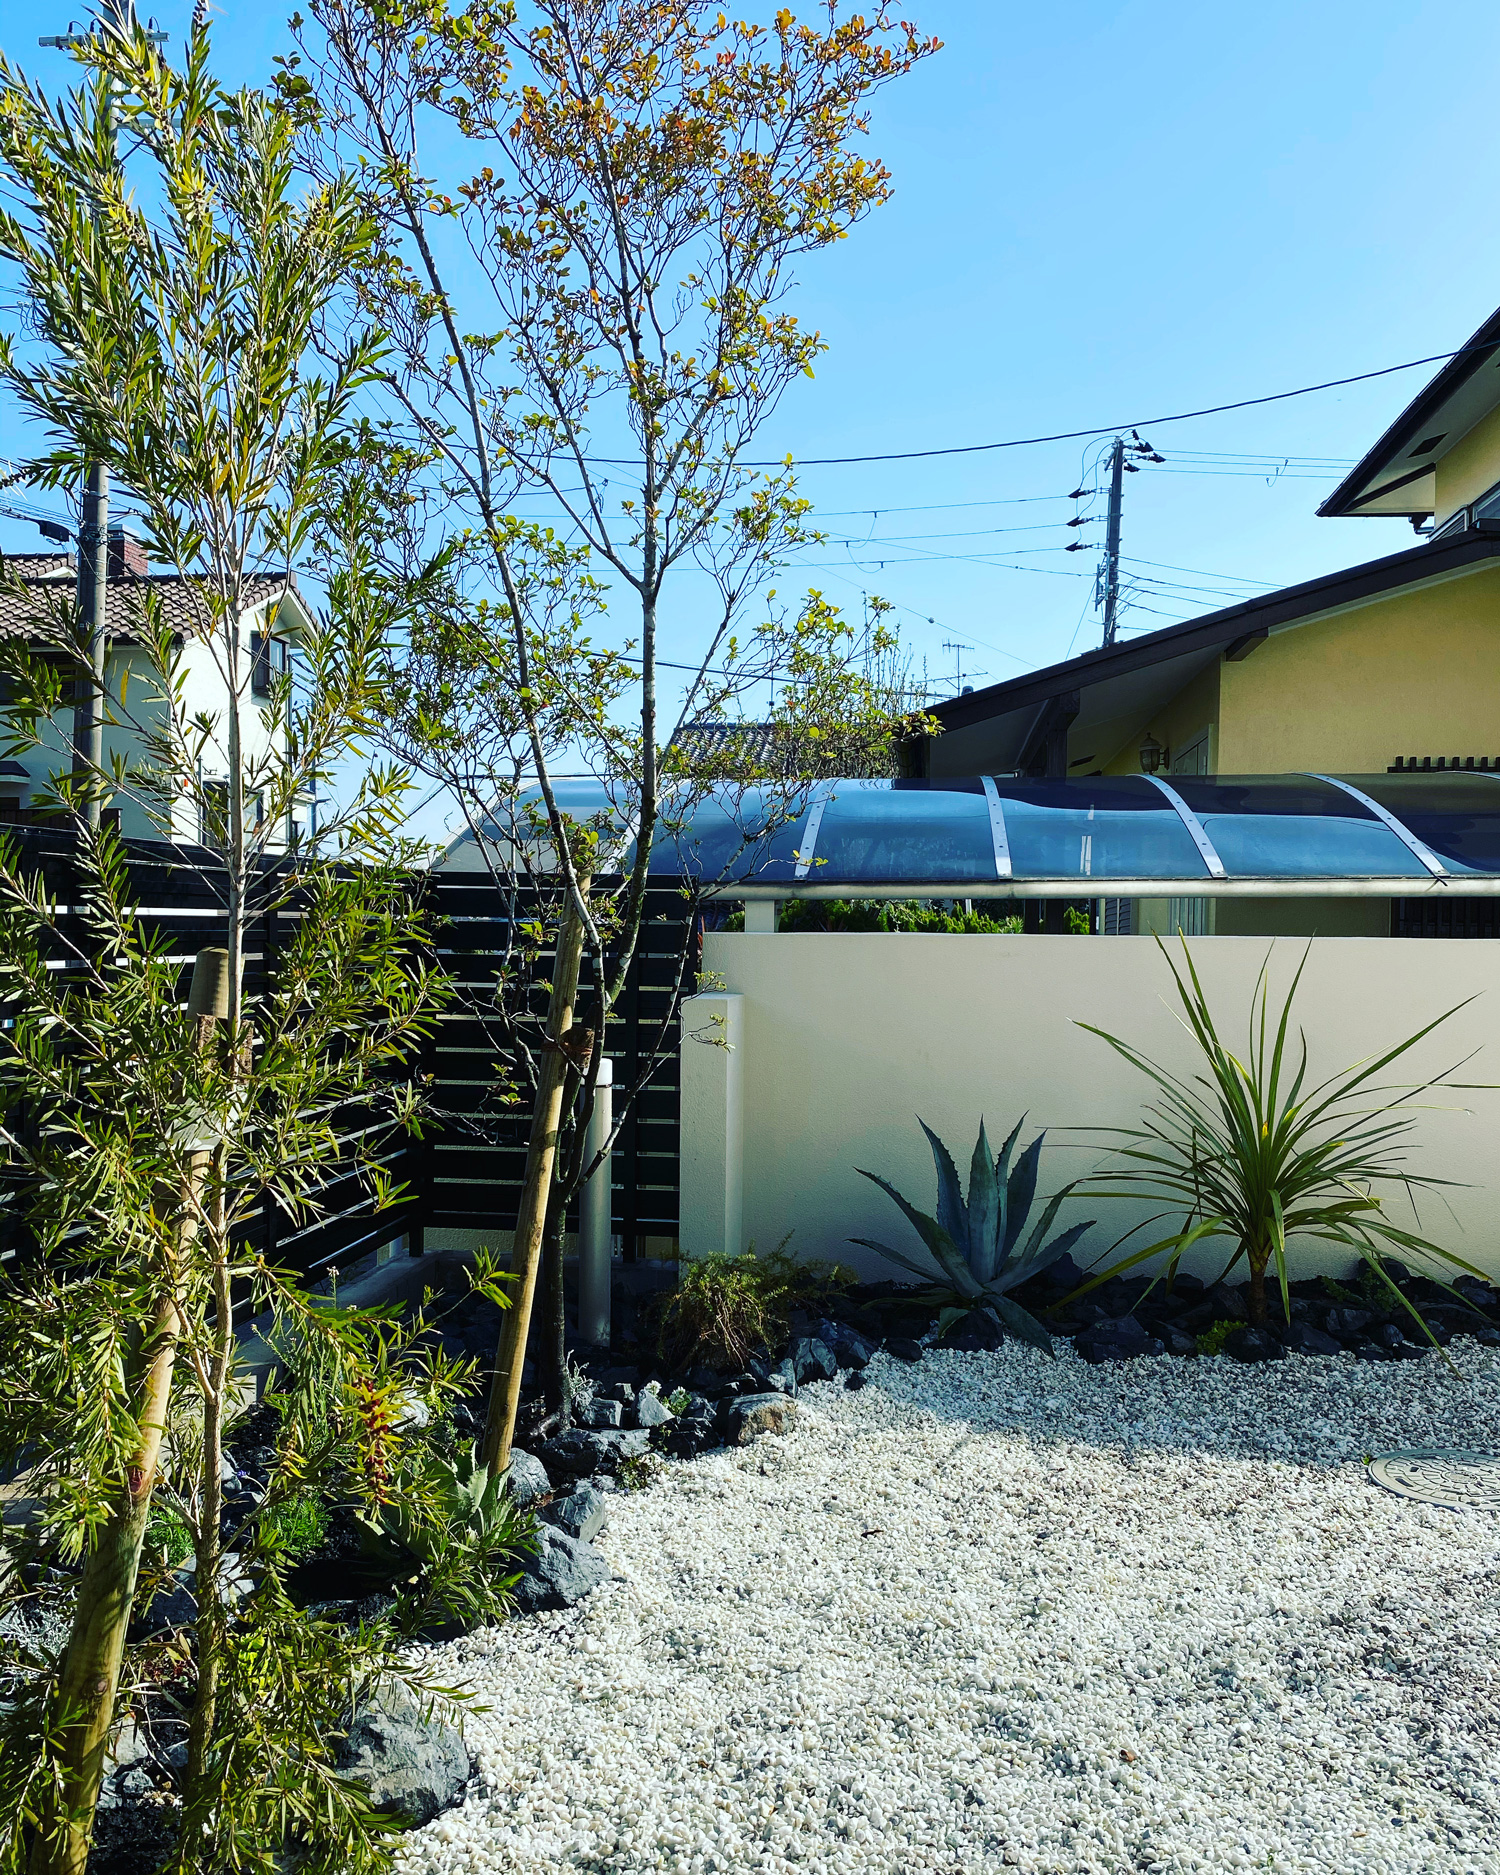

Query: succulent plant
[851,1117,1093,1353]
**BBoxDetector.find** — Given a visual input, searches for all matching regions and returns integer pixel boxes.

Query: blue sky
[4,0,1499,721]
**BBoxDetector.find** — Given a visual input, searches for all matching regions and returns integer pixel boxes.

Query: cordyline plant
[852,1117,1093,1353]
[0,19,518,1874]
[281,0,941,1465]
[1073,938,1487,1338]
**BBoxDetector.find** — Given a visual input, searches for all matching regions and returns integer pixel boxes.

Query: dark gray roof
[0,554,296,647]
[1318,303,1500,519]
[922,524,1500,774]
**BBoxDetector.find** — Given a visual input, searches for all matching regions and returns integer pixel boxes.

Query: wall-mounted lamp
[1139,732,1168,775]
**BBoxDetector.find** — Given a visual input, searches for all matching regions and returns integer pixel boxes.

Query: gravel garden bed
[395,1338,1500,1875]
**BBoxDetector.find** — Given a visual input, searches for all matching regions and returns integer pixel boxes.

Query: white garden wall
[680,933,1500,1284]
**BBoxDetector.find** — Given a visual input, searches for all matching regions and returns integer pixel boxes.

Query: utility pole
[1100,437,1124,648]
[1089,429,1164,650]
[39,2,166,830]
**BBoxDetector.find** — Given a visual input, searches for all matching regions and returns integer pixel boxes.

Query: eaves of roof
[928,524,1500,735]
[1318,303,1500,518]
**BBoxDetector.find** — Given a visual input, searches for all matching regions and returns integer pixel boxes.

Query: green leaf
[854,1170,982,1297]
[919,1117,969,1259]
[967,1118,1000,1284]
[991,1294,1055,1357]
[1002,1133,1044,1257]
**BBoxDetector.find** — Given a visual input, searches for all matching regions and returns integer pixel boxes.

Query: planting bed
[396,1337,1500,1875]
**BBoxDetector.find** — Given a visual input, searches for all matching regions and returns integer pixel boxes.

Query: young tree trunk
[1247,1256,1268,1327]
[182,1224,235,1816]
[480,884,591,1476]
[31,972,226,1875]
[539,1177,571,1423]
[29,1289,183,1875]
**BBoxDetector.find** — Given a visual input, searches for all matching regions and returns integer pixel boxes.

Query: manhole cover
[1367,1448,1500,1511]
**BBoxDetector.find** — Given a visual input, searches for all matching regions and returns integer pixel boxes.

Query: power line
[1122,554,1277,587]
[583,339,1495,468]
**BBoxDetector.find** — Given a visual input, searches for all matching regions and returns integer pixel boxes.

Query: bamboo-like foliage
[0,19,520,1873]
[1074,938,1487,1335]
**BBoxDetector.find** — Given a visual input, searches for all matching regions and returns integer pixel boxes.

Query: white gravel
[397,1344,1500,1875]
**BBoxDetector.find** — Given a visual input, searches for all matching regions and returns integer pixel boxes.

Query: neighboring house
[913,302,1500,938]
[0,530,316,846]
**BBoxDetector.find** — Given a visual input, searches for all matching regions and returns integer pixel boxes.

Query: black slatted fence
[1,835,690,1274]
[0,831,422,1280]
[422,870,691,1250]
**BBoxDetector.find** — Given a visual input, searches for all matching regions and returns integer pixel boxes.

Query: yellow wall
[1212,896,1389,937]
[1435,405,1500,523]
[1101,656,1221,776]
[1215,563,1500,771]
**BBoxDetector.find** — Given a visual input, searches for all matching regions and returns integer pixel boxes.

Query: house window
[1101,897,1132,936]
[249,632,287,699]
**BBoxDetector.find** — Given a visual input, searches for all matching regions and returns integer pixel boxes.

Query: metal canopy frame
[726,875,1500,901]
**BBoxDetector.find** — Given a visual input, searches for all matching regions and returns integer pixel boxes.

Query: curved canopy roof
[440,772,1500,898]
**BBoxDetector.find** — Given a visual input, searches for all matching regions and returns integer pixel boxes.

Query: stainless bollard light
[578,1058,614,1346]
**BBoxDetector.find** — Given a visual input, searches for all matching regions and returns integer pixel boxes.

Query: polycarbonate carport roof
[446,773,1500,899]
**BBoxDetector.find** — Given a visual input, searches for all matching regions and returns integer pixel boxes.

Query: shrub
[258,1493,331,1564]
[657,1239,847,1372]
[1194,1320,1241,1358]
[724,898,1024,934]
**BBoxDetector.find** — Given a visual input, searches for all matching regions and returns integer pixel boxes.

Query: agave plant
[851,1117,1093,1351]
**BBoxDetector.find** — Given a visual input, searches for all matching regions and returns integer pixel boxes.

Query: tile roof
[0,554,294,648]
[670,719,903,781]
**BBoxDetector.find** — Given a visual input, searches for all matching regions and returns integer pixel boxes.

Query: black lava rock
[511,1526,612,1613]
[945,1309,1005,1353]
[540,1481,609,1543]
[789,1336,839,1386]
[504,1449,552,1506]
[1223,1326,1286,1364]
[631,1388,673,1429]
[885,1337,925,1363]
[1281,1323,1342,1357]
[539,1428,650,1482]
[1325,1306,1376,1342]
[845,1370,868,1391]
[1075,1317,1165,1364]
[815,1319,879,1369]
[334,1686,470,1827]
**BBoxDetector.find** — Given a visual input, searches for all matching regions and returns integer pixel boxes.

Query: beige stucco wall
[685,931,1500,1283]
[1435,404,1500,524]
